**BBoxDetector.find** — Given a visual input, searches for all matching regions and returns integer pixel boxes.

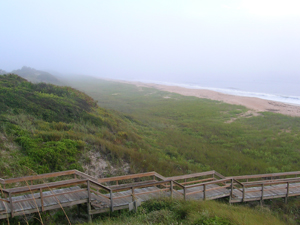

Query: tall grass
[87,198,289,225]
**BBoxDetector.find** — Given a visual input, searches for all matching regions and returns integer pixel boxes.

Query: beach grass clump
[66,78,300,176]
[87,198,287,225]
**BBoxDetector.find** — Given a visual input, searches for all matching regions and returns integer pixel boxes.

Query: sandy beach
[123,81,300,117]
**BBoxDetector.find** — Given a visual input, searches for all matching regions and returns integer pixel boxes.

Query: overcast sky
[1,0,300,85]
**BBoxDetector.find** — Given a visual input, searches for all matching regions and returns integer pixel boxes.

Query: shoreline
[120,80,300,117]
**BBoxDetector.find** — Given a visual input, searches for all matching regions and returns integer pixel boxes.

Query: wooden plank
[214,171,226,179]
[112,180,172,192]
[135,188,169,196]
[5,179,86,194]
[185,178,231,189]
[231,171,300,181]
[3,170,76,184]
[109,180,156,190]
[98,172,156,183]
[166,171,215,181]
[181,178,214,185]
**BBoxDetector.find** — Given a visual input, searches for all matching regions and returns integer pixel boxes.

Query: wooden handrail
[173,181,185,189]
[185,178,232,189]
[4,179,87,194]
[98,171,157,183]
[166,171,215,181]
[181,178,214,185]
[214,171,226,179]
[233,179,244,187]
[186,184,231,196]
[243,177,300,186]
[243,178,300,187]
[112,180,172,192]
[3,170,77,184]
[88,180,111,192]
[231,171,300,180]
[109,180,156,190]
[74,170,98,182]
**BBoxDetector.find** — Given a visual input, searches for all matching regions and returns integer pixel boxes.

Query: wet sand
[122,81,300,117]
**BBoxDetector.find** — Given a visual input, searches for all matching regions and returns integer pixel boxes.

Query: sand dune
[124,81,300,117]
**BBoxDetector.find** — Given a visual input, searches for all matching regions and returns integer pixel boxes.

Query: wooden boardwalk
[2,170,300,221]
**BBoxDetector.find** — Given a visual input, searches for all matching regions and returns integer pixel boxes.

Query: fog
[1,1,300,92]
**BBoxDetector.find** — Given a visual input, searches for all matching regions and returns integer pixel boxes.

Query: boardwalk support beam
[260,183,264,206]
[110,190,114,212]
[170,180,173,199]
[87,180,92,222]
[285,182,289,204]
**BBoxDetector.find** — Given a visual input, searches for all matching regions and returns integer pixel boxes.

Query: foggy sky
[1,0,300,84]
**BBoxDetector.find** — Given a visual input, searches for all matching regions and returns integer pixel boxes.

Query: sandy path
[121,81,300,117]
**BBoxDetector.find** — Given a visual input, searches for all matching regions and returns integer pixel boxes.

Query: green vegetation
[2,73,300,224]
[0,74,156,177]
[85,198,288,225]
[67,77,300,176]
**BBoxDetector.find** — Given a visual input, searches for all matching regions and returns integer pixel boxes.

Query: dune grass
[85,198,290,225]
[66,78,300,176]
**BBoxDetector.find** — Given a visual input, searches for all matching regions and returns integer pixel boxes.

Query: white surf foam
[131,79,300,106]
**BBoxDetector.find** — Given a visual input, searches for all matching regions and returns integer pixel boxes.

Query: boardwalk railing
[231,171,300,183]
[230,177,300,204]
[3,170,300,221]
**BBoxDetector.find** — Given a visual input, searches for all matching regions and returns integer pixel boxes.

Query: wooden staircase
[1,170,300,222]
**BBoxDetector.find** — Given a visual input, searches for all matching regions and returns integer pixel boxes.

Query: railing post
[285,182,289,204]
[131,187,135,202]
[87,180,92,222]
[110,189,114,212]
[242,185,245,202]
[203,184,206,200]
[183,187,186,201]
[170,181,173,199]
[260,183,264,206]
[131,187,136,212]
[9,192,13,218]
[40,188,44,212]
[230,179,233,203]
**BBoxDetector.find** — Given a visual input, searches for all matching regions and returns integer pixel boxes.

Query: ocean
[129,79,300,106]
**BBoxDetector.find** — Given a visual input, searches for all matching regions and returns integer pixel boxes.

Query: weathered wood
[5,179,86,194]
[112,180,172,192]
[184,178,232,189]
[166,171,215,181]
[186,184,231,196]
[260,183,264,205]
[3,170,76,184]
[181,178,214,185]
[74,171,98,182]
[110,190,114,212]
[285,182,289,203]
[98,172,156,183]
[109,180,156,190]
[87,180,92,222]
[9,193,13,218]
[214,171,226,179]
[40,188,44,212]
[3,170,300,222]
[170,181,173,199]
[231,171,300,181]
